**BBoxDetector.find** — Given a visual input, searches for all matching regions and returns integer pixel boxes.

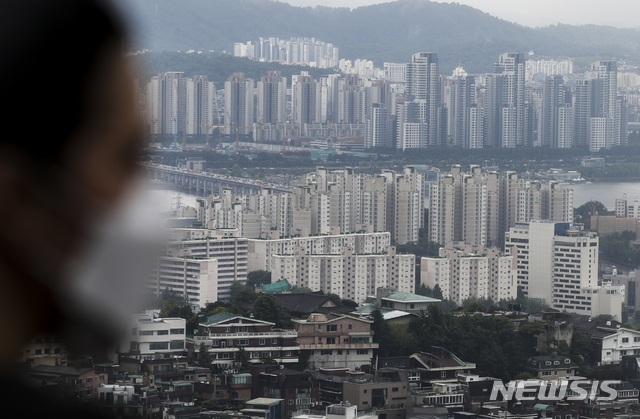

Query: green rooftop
[201,312,237,326]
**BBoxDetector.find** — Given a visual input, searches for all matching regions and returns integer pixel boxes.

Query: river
[149,182,640,213]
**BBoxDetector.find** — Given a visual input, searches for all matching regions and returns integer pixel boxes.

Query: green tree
[198,343,212,370]
[235,347,251,369]
[574,200,612,223]
[228,281,246,303]
[371,309,393,357]
[247,270,272,290]
[234,287,258,304]
[252,294,292,328]
[570,328,597,365]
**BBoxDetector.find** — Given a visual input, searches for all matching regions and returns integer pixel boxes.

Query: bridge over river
[144,163,293,195]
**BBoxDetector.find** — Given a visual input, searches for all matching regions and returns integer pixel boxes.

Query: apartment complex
[429,165,573,247]
[271,246,415,303]
[421,242,517,304]
[193,166,424,245]
[162,228,249,301]
[247,232,391,272]
[148,256,218,310]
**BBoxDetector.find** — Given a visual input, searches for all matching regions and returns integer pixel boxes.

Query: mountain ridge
[126,0,640,73]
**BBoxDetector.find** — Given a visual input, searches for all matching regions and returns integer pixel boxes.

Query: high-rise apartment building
[446,71,481,148]
[256,71,287,125]
[484,53,526,147]
[405,52,440,146]
[164,229,249,301]
[185,75,216,135]
[430,166,573,248]
[271,246,415,303]
[421,242,517,304]
[582,61,628,151]
[147,72,185,135]
[247,231,392,272]
[540,75,573,148]
[224,73,255,136]
[293,72,323,124]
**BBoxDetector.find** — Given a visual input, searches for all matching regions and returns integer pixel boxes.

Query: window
[348,324,353,330]
[157,330,169,335]
[170,341,184,349]
[149,342,169,350]
[321,350,332,355]
[326,325,337,332]
[170,329,184,335]
[623,337,629,343]
[272,339,278,345]
[392,387,399,392]
[357,349,368,355]
[326,337,336,344]
[223,353,230,359]
[139,331,153,336]
[35,349,41,355]
[211,340,218,346]
[441,371,446,378]
[259,338,265,345]
[237,339,249,346]
[86,377,93,384]
[99,375,105,381]
[286,351,291,356]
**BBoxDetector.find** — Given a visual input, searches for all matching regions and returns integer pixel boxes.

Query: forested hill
[125,0,640,73]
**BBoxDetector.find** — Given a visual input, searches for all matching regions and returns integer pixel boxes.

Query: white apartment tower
[421,242,517,304]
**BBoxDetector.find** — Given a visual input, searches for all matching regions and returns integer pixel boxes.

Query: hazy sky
[280,0,640,28]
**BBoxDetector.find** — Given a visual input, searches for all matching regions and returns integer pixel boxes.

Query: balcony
[191,330,297,339]
[300,343,379,350]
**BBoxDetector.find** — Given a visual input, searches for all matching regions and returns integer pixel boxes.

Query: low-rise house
[525,355,578,380]
[293,402,377,419]
[27,365,108,400]
[120,313,187,359]
[19,335,68,367]
[254,368,318,418]
[293,313,378,371]
[376,289,440,313]
[240,397,285,419]
[119,355,189,378]
[409,349,477,387]
[192,313,300,367]
[97,384,144,417]
[157,380,195,405]
[342,369,408,419]
[193,372,252,403]
[577,320,640,365]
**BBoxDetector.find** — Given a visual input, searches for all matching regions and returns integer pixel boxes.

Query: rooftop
[382,292,441,303]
